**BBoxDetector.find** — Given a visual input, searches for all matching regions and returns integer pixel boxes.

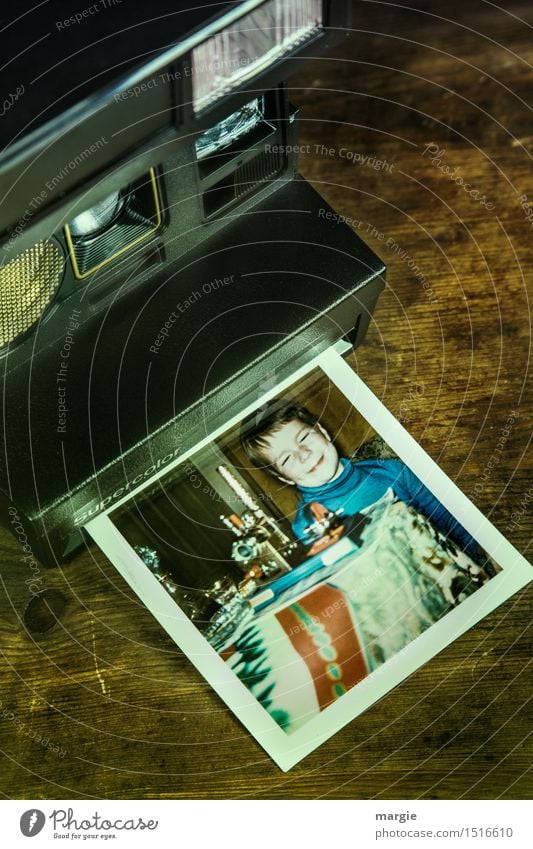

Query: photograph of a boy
[221,394,501,733]
[241,399,479,560]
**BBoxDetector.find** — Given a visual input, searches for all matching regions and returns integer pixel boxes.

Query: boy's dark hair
[240,399,319,470]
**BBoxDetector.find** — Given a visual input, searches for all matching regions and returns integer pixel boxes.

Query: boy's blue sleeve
[392,461,478,555]
[291,506,308,543]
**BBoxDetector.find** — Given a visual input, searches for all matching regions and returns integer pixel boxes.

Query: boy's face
[260,419,342,488]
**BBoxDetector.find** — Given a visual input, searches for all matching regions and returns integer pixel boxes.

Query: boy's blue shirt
[292,457,477,555]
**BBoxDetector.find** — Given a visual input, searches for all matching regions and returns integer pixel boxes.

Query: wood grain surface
[1,0,531,799]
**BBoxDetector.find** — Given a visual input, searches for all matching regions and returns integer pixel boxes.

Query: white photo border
[86,344,532,771]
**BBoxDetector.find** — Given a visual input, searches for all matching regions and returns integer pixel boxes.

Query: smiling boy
[240,400,478,556]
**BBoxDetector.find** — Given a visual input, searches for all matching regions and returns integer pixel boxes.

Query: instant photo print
[87,345,531,770]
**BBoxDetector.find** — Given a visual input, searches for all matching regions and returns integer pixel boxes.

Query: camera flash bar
[192,0,323,112]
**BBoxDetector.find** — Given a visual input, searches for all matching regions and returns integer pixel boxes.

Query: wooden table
[1,0,531,799]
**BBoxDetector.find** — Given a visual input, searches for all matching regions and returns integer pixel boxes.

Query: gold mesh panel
[0,241,64,347]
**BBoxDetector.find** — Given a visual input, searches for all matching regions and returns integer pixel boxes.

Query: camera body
[0,0,386,566]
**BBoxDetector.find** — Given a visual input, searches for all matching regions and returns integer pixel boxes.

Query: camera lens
[68,190,125,239]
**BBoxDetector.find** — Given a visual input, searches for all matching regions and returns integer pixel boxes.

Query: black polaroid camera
[0,0,385,567]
